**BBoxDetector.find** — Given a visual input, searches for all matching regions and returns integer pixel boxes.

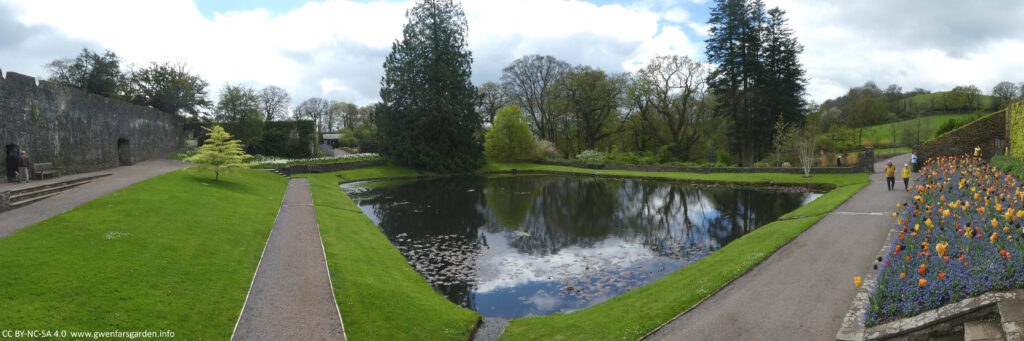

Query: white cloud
[2,0,700,107]
[764,0,1024,102]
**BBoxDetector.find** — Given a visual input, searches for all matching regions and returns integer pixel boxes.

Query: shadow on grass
[183,171,257,195]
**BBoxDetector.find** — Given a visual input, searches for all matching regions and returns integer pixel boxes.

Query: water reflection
[344,174,820,318]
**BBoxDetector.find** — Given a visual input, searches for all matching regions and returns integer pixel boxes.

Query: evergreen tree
[378,0,483,173]
[185,126,247,181]
[706,0,806,165]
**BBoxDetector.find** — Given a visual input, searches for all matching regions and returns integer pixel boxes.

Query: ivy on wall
[1009,100,1024,158]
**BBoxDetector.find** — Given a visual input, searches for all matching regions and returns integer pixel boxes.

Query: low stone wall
[537,149,875,174]
[277,159,387,176]
[917,110,1006,162]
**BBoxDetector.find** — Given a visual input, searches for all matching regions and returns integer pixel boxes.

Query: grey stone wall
[0,69,183,176]
[917,110,1006,163]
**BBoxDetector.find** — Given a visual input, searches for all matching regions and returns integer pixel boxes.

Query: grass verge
[0,169,288,339]
[298,162,868,340]
[300,172,479,340]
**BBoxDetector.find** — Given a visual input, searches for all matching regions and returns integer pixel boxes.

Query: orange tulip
[854,276,862,288]
[991,232,999,244]
[918,278,927,287]
[938,272,945,280]
[900,272,906,279]
[992,218,1000,228]
[918,263,926,276]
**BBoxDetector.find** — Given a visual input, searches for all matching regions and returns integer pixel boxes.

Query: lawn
[298,162,869,340]
[300,171,479,340]
[0,169,288,339]
[855,113,975,147]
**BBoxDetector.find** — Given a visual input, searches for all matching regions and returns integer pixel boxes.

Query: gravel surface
[646,155,913,340]
[232,179,345,341]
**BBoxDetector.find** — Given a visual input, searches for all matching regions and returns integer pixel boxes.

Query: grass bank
[0,170,288,339]
[300,172,479,340]
[299,162,868,340]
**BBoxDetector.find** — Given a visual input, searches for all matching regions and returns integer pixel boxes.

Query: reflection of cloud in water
[474,232,656,293]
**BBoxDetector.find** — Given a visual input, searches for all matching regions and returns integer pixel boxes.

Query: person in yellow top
[884,160,896,191]
[901,163,911,192]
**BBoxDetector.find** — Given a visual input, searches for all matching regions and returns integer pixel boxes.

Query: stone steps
[4,173,110,211]
[965,320,1004,341]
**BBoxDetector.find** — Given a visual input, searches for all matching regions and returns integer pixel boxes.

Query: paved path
[0,158,185,239]
[647,155,915,340]
[232,178,346,341]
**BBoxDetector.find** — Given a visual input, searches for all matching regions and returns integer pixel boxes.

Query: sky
[2,0,1024,108]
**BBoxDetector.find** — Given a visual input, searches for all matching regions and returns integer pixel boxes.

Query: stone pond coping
[836,220,1024,341]
[273,159,387,176]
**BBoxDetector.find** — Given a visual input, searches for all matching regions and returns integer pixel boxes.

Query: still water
[344,174,821,318]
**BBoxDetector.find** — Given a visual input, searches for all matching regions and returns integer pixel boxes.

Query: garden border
[536,148,874,174]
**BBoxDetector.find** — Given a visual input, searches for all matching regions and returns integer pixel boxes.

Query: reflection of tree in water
[494,176,625,256]
[484,177,812,257]
[348,175,814,311]
[351,176,489,307]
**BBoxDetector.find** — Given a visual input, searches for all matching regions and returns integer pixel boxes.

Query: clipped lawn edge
[301,173,480,340]
[299,163,869,340]
[499,182,868,340]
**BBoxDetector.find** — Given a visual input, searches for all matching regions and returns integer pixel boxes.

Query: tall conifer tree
[378,0,483,172]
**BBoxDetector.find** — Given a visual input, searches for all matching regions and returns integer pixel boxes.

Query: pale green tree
[185,126,247,181]
[485,105,538,162]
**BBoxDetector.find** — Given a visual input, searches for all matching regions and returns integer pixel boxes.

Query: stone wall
[917,110,1006,162]
[0,69,183,177]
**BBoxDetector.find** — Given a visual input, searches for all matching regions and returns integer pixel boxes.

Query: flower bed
[866,155,1024,326]
[246,153,381,168]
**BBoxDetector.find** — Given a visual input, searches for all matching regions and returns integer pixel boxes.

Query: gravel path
[0,158,185,239]
[232,178,346,341]
[645,155,914,340]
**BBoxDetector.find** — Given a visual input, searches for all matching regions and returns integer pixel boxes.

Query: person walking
[901,163,911,192]
[836,153,842,167]
[910,152,918,173]
[885,160,896,192]
[18,150,31,183]
[6,148,20,182]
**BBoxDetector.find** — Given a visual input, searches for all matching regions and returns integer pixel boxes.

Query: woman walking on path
[911,152,918,172]
[885,160,896,191]
[901,163,911,192]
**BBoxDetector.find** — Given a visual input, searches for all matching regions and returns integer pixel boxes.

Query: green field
[846,113,975,147]
[299,162,869,340]
[0,170,288,339]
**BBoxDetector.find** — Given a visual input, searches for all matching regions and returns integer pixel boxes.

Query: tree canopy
[378,0,483,172]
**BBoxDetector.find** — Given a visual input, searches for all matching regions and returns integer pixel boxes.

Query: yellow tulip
[854,276,862,288]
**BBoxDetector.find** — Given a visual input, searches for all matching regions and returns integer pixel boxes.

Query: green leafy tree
[216,84,264,148]
[485,105,538,162]
[125,61,211,120]
[45,48,125,97]
[184,126,247,181]
[378,0,483,172]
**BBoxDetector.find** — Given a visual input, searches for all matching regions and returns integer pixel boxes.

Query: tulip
[992,218,1000,228]
[938,272,945,280]
[900,272,906,279]
[918,278,927,287]
[854,276,862,288]
[918,263,926,276]
[991,232,999,244]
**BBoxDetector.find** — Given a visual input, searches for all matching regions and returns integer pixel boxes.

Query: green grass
[300,172,479,340]
[299,162,869,340]
[855,113,974,147]
[0,169,288,339]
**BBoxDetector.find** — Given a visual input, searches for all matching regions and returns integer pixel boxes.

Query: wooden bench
[33,162,59,180]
